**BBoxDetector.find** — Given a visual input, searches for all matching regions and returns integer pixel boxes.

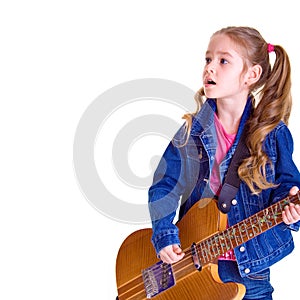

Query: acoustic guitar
[115,192,300,299]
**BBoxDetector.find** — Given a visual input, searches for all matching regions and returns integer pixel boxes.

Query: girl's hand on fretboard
[282,186,300,225]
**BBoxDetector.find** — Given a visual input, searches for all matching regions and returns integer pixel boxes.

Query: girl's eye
[205,57,211,64]
[220,58,228,64]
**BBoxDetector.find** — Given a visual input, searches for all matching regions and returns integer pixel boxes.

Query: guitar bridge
[142,261,175,298]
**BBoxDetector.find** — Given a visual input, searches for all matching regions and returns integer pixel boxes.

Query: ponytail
[238,44,292,194]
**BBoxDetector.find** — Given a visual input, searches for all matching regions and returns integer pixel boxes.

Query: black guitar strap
[217,126,250,213]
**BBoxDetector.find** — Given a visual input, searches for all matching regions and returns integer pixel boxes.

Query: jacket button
[231,199,237,205]
[244,268,250,274]
[239,246,245,252]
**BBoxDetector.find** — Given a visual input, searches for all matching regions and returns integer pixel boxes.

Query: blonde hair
[182,26,292,194]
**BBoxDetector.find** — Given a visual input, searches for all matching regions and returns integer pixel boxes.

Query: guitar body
[116,198,246,300]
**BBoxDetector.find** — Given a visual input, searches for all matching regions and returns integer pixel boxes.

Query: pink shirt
[210,113,236,195]
[210,113,237,261]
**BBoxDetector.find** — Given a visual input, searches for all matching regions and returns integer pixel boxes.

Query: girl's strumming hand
[159,244,185,264]
[282,186,300,225]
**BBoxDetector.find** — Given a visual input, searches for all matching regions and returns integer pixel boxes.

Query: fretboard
[196,191,300,265]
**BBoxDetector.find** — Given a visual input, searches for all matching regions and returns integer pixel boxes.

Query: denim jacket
[148,98,300,277]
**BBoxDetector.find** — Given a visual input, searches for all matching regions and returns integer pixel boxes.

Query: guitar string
[123,208,287,297]
[122,210,288,298]
[130,208,285,294]
[120,193,299,297]
[123,208,288,296]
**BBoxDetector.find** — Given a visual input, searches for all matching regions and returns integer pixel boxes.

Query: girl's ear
[246,64,262,85]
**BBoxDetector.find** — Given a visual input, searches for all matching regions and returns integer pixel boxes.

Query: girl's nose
[205,62,215,74]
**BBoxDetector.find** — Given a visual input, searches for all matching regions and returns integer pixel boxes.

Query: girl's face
[202,34,251,102]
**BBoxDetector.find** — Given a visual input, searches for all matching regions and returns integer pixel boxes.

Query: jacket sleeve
[148,137,187,254]
[271,124,300,231]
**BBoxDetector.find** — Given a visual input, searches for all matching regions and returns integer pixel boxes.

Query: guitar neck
[196,191,300,265]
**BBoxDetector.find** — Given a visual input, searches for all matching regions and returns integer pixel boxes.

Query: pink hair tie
[267,43,275,53]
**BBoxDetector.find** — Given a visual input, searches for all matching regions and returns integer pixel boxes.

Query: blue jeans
[218,260,274,300]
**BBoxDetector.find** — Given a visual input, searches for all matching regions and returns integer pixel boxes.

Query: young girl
[148,26,300,299]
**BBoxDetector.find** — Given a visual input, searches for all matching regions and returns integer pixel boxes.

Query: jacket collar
[190,97,253,140]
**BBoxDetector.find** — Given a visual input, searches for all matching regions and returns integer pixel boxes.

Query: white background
[1,1,299,299]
